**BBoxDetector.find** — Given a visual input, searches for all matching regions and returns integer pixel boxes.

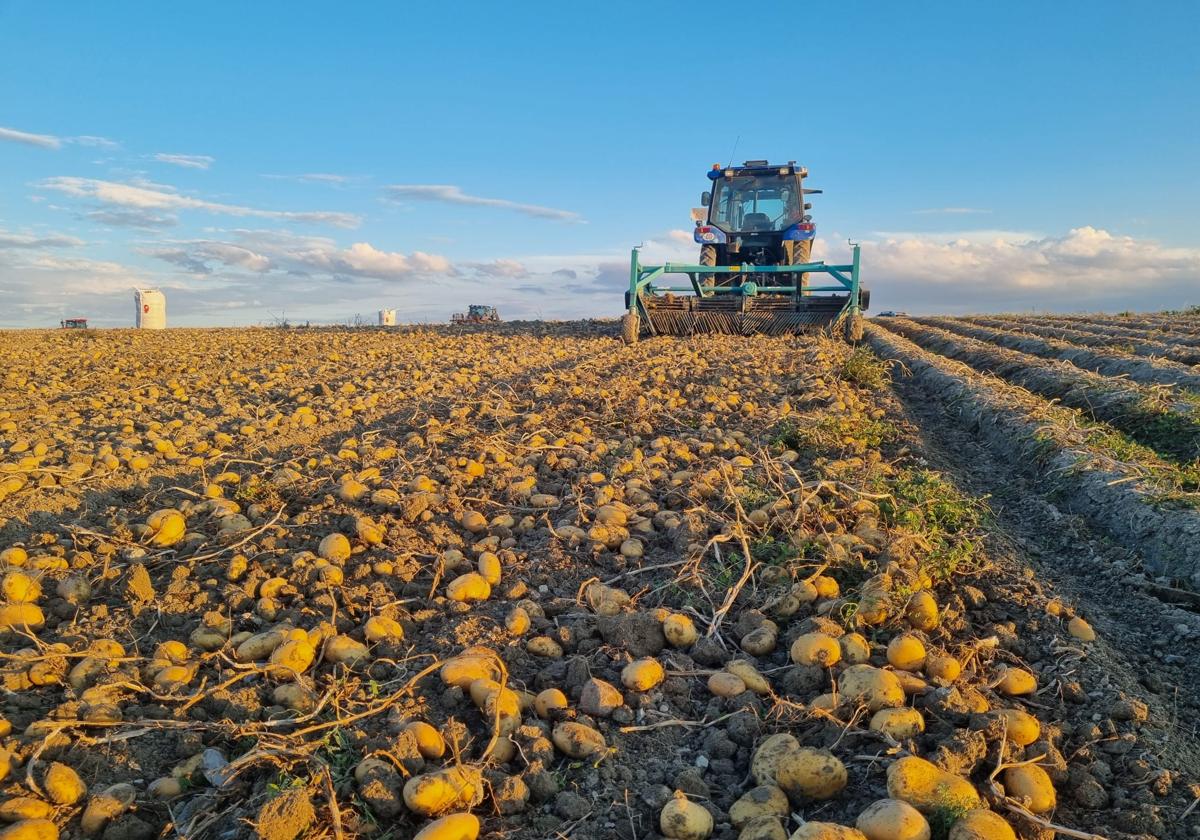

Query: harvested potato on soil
[776,747,847,801]
[886,756,979,814]
[403,767,485,817]
[413,813,480,840]
[855,798,930,840]
[946,809,1017,840]
[660,790,713,840]
[839,665,904,711]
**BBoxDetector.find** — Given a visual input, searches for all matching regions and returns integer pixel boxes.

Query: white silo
[378,309,397,326]
[134,289,166,329]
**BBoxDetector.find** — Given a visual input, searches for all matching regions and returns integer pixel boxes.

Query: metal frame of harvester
[623,243,864,342]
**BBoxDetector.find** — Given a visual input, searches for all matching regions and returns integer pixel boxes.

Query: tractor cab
[61,318,88,329]
[694,161,818,257]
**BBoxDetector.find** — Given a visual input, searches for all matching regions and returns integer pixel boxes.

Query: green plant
[927,800,973,840]
[840,346,891,390]
[877,468,988,581]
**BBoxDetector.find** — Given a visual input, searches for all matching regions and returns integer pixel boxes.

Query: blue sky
[2,1,1198,326]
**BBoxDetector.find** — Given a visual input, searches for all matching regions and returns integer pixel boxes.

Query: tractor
[623,161,868,342]
[451,305,500,325]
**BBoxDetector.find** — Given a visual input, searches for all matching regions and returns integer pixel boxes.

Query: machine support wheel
[699,244,718,287]
[788,238,814,291]
[621,312,640,345]
[845,311,864,343]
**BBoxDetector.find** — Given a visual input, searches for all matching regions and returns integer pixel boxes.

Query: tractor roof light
[724,169,734,178]
[779,167,789,176]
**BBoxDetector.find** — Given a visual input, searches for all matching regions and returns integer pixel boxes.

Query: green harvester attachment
[622,160,868,343]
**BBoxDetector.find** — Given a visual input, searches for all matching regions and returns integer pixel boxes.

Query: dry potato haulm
[0,315,1196,840]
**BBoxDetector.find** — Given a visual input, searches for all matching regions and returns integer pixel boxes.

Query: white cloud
[0,125,61,149]
[154,153,215,170]
[143,231,452,281]
[262,173,359,185]
[384,184,583,222]
[0,230,84,249]
[72,135,120,149]
[470,259,527,277]
[40,177,361,228]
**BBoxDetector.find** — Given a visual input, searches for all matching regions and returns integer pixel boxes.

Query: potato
[789,824,867,840]
[268,639,315,678]
[946,809,1017,840]
[660,790,713,840]
[584,583,630,616]
[477,551,502,585]
[740,816,788,840]
[726,659,771,695]
[791,633,841,666]
[622,658,665,691]
[236,629,285,662]
[1067,616,1095,642]
[751,734,800,786]
[886,756,979,814]
[810,692,839,711]
[534,688,569,718]
[468,678,502,708]
[893,671,928,695]
[995,709,1040,746]
[0,798,54,821]
[504,607,530,635]
[730,785,789,829]
[813,575,840,599]
[995,667,1036,696]
[551,722,606,759]
[526,636,563,658]
[838,665,904,711]
[662,613,698,648]
[146,508,187,547]
[44,762,87,805]
[904,591,939,632]
[869,708,924,740]
[447,573,491,602]
[741,627,777,656]
[708,672,746,697]
[1002,764,1055,813]
[838,632,871,665]
[405,721,446,759]
[1,572,40,603]
[0,820,59,840]
[273,684,316,713]
[402,767,484,817]
[856,798,930,840]
[776,748,846,801]
[324,635,369,666]
[318,533,352,563]
[364,615,404,643]
[886,635,926,672]
[413,813,480,840]
[80,783,135,835]
[923,652,960,683]
[0,604,44,631]
[440,654,500,688]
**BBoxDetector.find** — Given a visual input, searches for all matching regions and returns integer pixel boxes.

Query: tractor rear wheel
[621,312,640,345]
[787,238,813,290]
[699,245,718,287]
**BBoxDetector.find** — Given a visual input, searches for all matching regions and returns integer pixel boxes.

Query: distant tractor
[451,305,500,325]
[60,318,88,329]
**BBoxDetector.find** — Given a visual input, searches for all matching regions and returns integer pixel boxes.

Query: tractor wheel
[787,238,814,290]
[699,245,718,287]
[844,311,864,343]
[621,312,640,345]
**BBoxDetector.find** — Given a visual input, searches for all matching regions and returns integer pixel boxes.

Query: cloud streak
[41,177,361,228]
[384,184,582,222]
[0,125,61,149]
[0,230,84,249]
[154,153,215,170]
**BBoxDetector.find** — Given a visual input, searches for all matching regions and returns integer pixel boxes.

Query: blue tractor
[623,161,868,342]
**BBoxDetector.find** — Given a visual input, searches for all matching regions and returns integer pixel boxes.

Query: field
[0,317,1197,840]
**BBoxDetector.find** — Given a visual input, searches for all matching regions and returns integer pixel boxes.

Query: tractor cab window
[709,176,801,233]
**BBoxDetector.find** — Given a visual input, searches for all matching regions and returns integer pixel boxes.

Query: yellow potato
[995,708,1040,746]
[791,633,841,667]
[1002,764,1056,814]
[0,798,54,822]
[869,708,925,740]
[1067,616,1095,642]
[923,652,960,683]
[146,509,187,547]
[440,654,500,688]
[708,672,746,698]
[405,721,446,759]
[839,633,871,665]
[403,767,484,817]
[996,667,1037,696]
[856,798,930,840]
[0,604,44,631]
[839,665,904,711]
[413,813,480,840]
[0,819,59,840]
[364,615,405,643]
[1,572,40,603]
[447,573,491,602]
[235,629,285,662]
[775,747,847,801]
[789,824,867,840]
[534,688,569,718]
[551,722,606,759]
[660,790,713,840]
[946,809,1017,840]
[726,660,771,695]
[904,591,939,632]
[477,552,502,585]
[318,533,352,562]
[886,635,926,672]
[751,734,801,786]
[886,756,979,814]
[44,762,87,805]
[663,613,698,648]
[621,658,665,691]
[729,785,789,829]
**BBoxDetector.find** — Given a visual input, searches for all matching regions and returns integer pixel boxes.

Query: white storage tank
[378,308,397,326]
[134,289,166,329]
